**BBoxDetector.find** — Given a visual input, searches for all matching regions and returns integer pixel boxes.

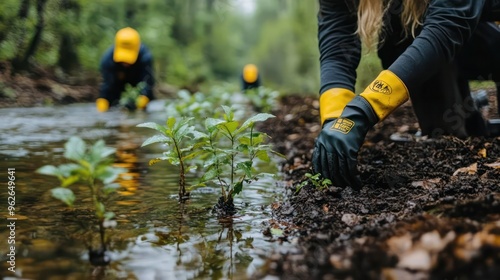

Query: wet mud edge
[256,93,500,279]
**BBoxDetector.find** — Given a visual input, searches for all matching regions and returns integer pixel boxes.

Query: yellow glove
[96,98,109,112]
[320,88,356,125]
[136,95,149,110]
[360,70,409,121]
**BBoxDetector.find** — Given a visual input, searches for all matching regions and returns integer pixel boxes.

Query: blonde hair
[357,0,429,49]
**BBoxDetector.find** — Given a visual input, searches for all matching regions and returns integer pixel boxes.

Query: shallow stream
[0,101,286,279]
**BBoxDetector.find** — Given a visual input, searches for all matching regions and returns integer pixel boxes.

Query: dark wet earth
[256,92,500,280]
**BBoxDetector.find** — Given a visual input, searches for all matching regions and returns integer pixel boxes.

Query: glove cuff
[96,98,109,112]
[136,95,150,110]
[360,70,409,121]
[320,88,356,125]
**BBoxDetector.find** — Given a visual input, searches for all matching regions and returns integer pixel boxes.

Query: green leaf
[233,181,243,195]
[61,175,81,187]
[166,116,176,129]
[221,105,234,120]
[205,118,225,132]
[236,161,253,177]
[51,188,75,207]
[141,134,170,147]
[64,136,86,161]
[36,165,60,177]
[103,183,121,195]
[185,165,198,173]
[238,113,275,132]
[149,157,168,166]
[59,163,84,177]
[239,136,251,146]
[96,202,105,218]
[137,122,167,134]
[191,130,208,140]
[104,212,116,221]
[255,150,270,162]
[201,168,219,182]
[91,140,116,160]
[218,121,239,136]
[97,166,125,184]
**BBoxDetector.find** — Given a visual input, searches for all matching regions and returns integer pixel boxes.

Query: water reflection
[0,102,284,279]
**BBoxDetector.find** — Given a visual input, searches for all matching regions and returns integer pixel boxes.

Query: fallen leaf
[485,162,500,169]
[411,178,442,189]
[397,249,432,271]
[453,163,478,176]
[322,204,329,213]
[478,148,487,158]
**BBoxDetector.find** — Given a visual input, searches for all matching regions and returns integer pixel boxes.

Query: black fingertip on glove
[312,96,378,189]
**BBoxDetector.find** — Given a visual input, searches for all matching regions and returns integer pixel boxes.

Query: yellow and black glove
[136,95,149,110]
[312,70,409,188]
[96,98,109,112]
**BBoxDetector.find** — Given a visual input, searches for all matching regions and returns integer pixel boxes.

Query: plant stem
[173,139,186,199]
[89,178,106,250]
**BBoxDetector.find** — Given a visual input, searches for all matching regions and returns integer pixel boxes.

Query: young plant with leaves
[119,82,146,110]
[296,172,332,193]
[244,87,280,113]
[202,105,281,215]
[36,137,125,254]
[137,117,207,200]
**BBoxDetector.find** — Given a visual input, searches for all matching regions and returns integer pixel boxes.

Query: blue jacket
[99,44,155,104]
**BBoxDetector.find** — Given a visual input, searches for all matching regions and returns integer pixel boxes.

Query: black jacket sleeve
[318,0,361,94]
[389,0,487,92]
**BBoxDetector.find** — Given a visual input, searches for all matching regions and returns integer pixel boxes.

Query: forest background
[0,0,382,96]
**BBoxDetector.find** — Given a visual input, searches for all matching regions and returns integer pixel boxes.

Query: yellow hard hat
[243,64,259,83]
[113,27,141,64]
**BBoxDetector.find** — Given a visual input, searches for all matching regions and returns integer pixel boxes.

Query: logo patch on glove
[370,80,392,95]
[330,118,355,134]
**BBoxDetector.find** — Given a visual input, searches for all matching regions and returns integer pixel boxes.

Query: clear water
[0,101,286,279]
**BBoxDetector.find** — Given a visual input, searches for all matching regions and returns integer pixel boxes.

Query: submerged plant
[36,136,125,261]
[202,105,282,215]
[137,117,206,200]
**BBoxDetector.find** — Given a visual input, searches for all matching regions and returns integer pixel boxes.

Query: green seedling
[119,82,146,110]
[137,117,207,200]
[202,105,281,215]
[36,136,126,252]
[244,87,280,113]
[296,172,332,193]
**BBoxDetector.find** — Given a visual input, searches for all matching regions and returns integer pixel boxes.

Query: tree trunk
[57,0,81,75]
[14,0,48,71]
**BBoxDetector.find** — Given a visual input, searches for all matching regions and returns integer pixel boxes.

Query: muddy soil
[256,91,500,280]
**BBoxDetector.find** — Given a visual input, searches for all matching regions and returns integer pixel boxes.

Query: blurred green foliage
[0,0,381,95]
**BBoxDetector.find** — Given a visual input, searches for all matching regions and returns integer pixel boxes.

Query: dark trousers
[379,22,500,137]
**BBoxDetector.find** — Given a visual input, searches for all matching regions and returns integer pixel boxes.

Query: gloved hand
[313,70,409,187]
[136,95,149,110]
[96,98,109,112]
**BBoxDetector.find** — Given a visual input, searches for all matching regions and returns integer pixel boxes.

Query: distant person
[96,27,155,112]
[241,64,261,91]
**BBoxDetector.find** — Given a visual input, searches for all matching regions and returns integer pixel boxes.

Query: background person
[96,27,155,112]
[313,0,500,188]
[241,64,261,91]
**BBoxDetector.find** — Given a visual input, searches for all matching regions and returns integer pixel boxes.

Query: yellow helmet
[113,27,141,64]
[243,64,259,83]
